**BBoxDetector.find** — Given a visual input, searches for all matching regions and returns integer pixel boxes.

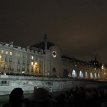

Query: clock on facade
[52,51,57,58]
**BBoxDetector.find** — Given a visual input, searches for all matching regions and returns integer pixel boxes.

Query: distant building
[0,35,104,79]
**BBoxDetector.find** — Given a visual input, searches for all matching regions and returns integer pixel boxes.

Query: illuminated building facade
[0,35,105,79]
[62,56,102,79]
[0,42,43,75]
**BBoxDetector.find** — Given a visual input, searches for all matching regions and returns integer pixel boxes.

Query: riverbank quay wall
[0,75,107,95]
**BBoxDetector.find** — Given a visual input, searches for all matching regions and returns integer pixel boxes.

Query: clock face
[52,51,57,58]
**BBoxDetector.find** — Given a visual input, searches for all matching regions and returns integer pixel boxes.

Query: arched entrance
[79,71,83,78]
[85,72,88,79]
[90,72,93,79]
[72,70,77,78]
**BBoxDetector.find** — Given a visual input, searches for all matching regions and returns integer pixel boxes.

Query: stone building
[0,35,104,79]
[61,56,102,79]
[0,42,44,75]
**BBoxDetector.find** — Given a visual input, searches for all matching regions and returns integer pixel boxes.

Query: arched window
[98,73,100,79]
[90,72,93,79]
[79,71,83,78]
[72,70,77,78]
[94,73,97,79]
[85,72,88,78]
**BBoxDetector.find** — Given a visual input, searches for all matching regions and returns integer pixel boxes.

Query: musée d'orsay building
[0,35,105,79]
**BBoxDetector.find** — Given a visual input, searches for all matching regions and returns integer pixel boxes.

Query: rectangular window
[31,56,34,60]
[10,52,12,55]
[1,81,7,84]
[0,81,9,86]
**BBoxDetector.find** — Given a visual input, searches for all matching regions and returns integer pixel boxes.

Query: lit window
[6,51,8,54]
[79,71,83,78]
[101,64,105,70]
[85,72,88,78]
[104,72,106,75]
[94,73,97,79]
[0,55,1,59]
[98,73,100,79]
[90,73,93,79]
[22,71,25,74]
[10,52,12,55]
[31,56,34,59]
[31,62,33,65]
[35,62,37,65]
[72,70,77,78]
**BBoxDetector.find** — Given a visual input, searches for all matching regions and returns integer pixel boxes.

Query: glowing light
[79,71,83,78]
[0,55,2,59]
[85,72,88,78]
[35,62,38,65]
[52,51,57,58]
[72,70,77,78]
[31,62,33,65]
[98,73,100,78]
[101,64,105,70]
[31,56,34,59]
[4,73,6,75]
[94,73,97,79]
[90,73,93,79]
[104,72,106,75]
[31,61,38,66]
[22,71,25,74]
[10,52,12,55]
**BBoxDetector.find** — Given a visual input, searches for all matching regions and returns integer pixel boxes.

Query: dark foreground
[1,87,107,107]
[0,93,33,107]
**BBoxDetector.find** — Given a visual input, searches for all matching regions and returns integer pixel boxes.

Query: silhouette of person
[2,88,25,107]
[30,88,52,107]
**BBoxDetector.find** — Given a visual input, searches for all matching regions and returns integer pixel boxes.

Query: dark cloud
[0,0,107,65]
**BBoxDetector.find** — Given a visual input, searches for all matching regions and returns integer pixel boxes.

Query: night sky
[0,0,107,65]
